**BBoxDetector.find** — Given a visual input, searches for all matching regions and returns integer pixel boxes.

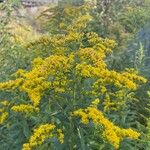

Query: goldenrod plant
[0,4,148,149]
[0,1,150,150]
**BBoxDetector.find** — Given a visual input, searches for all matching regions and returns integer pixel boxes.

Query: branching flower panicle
[73,100,140,149]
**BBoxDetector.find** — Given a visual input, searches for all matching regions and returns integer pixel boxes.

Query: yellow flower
[0,100,9,106]
[91,98,100,106]
[73,100,140,149]
[11,104,39,114]
[23,124,64,150]
[0,112,8,125]
[22,143,31,150]
[57,129,64,144]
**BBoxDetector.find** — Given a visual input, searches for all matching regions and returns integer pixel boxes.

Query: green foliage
[0,0,150,150]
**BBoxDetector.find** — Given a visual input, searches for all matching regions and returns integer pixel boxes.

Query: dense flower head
[23,124,64,150]
[0,100,10,106]
[73,100,140,149]
[0,55,71,106]
[11,104,39,114]
[0,111,8,125]
[57,129,64,144]
[0,100,10,125]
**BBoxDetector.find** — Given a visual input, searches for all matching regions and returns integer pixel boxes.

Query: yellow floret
[73,100,140,149]
[0,112,8,125]
[11,104,39,113]
[23,124,64,150]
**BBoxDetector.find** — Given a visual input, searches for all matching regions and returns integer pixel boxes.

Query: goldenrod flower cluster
[8,21,41,45]
[73,99,140,149]
[23,124,64,150]
[0,55,71,107]
[63,5,90,20]
[0,100,10,106]
[57,129,64,144]
[0,111,8,125]
[0,100,9,125]
[75,33,146,91]
[0,22,146,116]
[102,94,112,112]
[0,78,23,90]
[11,104,39,114]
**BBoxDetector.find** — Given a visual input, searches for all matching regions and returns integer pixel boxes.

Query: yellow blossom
[73,100,140,149]
[11,104,39,113]
[91,98,100,106]
[23,124,64,150]
[0,112,8,125]
[0,100,10,106]
[57,129,64,144]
